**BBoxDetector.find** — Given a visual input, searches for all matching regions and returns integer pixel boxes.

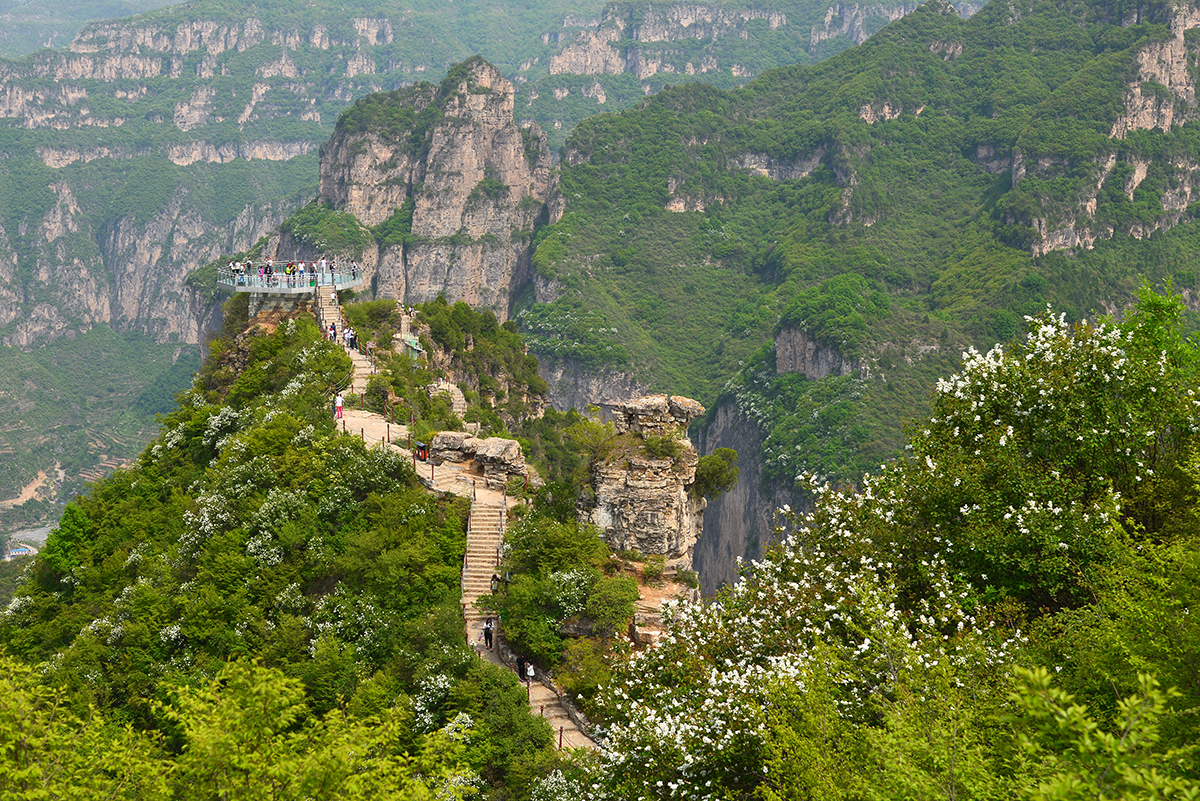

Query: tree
[693,448,740,499]
[1013,668,1200,801]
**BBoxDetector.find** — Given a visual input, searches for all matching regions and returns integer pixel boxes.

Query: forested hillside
[5,277,1200,799]
[521,0,1200,489]
[0,0,928,531]
[0,303,568,797]
[557,289,1200,799]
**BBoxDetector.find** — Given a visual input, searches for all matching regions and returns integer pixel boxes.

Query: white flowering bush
[550,568,594,621]
[587,500,1018,799]
[412,672,455,733]
[584,290,1200,799]
[202,406,243,449]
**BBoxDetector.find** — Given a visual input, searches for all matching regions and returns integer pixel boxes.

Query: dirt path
[0,470,47,510]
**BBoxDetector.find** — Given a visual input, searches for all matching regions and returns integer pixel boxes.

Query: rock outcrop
[312,57,555,321]
[1004,2,1200,255]
[775,328,862,380]
[0,180,291,348]
[539,356,650,412]
[589,395,706,568]
[429,430,529,490]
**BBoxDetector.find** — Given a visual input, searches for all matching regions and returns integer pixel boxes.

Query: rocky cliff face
[0,0,950,351]
[0,180,291,348]
[589,395,706,568]
[539,356,650,412]
[1001,2,1200,256]
[313,58,554,321]
[693,399,797,594]
[774,327,863,380]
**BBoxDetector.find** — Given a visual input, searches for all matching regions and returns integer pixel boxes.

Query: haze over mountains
[0,0,904,532]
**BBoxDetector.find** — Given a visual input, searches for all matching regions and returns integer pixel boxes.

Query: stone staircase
[330,305,595,750]
[430,378,468,418]
[314,285,341,337]
[462,498,503,630]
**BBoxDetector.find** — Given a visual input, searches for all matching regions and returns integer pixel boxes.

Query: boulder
[429,431,480,464]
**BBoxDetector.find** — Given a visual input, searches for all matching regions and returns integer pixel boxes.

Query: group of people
[226,258,361,287]
[325,320,360,349]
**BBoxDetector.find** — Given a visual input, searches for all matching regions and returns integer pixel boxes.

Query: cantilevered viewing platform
[216,261,366,293]
[216,260,367,315]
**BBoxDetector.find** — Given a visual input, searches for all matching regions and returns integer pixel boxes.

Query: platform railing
[216,262,364,291]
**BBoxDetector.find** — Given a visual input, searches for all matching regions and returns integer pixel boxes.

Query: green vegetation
[0,300,560,798]
[693,447,739,499]
[515,0,1200,490]
[483,509,639,717]
[282,201,374,259]
[0,327,202,532]
[417,296,549,422]
[565,288,1200,800]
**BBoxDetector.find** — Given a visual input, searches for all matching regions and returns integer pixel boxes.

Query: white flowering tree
[582,288,1200,799]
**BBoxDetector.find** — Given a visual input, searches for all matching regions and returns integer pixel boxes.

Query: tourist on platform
[335,393,344,419]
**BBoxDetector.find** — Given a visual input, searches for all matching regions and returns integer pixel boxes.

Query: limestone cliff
[313,58,554,321]
[588,395,706,568]
[0,182,292,348]
[540,356,650,412]
[694,400,797,594]
[774,328,862,380]
[1001,2,1200,255]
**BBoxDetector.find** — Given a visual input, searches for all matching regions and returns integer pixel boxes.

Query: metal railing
[216,262,365,291]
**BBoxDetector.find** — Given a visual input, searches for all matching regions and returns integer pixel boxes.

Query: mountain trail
[337,354,597,751]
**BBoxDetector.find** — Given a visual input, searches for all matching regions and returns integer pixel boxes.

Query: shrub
[585,576,640,635]
[643,434,682,460]
[642,555,666,587]
[557,638,613,719]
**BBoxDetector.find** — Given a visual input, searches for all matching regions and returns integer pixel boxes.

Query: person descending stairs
[462,497,503,639]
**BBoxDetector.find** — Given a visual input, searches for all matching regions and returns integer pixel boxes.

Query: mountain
[0,0,924,532]
[0,0,175,58]
[0,304,567,797]
[509,0,1200,586]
